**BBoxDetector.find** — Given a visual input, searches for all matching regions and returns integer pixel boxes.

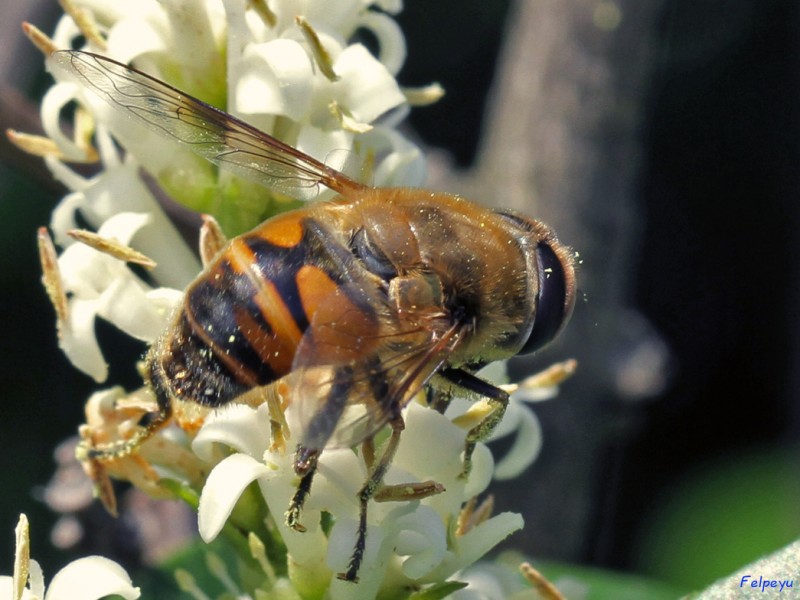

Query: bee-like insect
[53,50,576,581]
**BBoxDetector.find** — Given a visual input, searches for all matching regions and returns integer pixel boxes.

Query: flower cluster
[17,0,437,383]
[194,400,522,598]
[9,0,573,598]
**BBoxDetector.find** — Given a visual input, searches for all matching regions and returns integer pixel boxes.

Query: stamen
[451,399,494,430]
[67,229,157,268]
[206,552,240,596]
[7,129,98,162]
[75,435,118,516]
[247,0,277,27]
[520,562,566,600]
[6,130,64,159]
[37,227,69,329]
[518,358,577,389]
[456,495,494,535]
[199,214,227,267]
[403,83,445,107]
[13,514,31,600]
[296,16,340,82]
[329,100,372,134]
[59,0,107,51]
[455,497,475,536]
[74,106,100,162]
[22,22,57,56]
[175,569,212,600]
[248,533,277,586]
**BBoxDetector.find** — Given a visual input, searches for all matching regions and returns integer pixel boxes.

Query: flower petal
[332,45,405,123]
[493,406,543,480]
[45,556,140,600]
[355,11,406,75]
[198,453,270,542]
[363,126,426,188]
[95,278,171,342]
[59,298,108,382]
[425,512,525,583]
[296,127,354,173]
[309,449,365,520]
[192,404,272,461]
[49,191,88,247]
[0,577,13,599]
[392,403,464,478]
[39,83,88,162]
[395,506,447,579]
[28,559,44,600]
[97,212,151,245]
[106,18,167,64]
[236,39,314,120]
[255,464,330,567]
[464,444,495,499]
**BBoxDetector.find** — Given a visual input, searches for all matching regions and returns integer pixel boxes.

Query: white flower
[11,3,572,600]
[194,401,524,598]
[44,126,201,286]
[37,0,426,235]
[24,0,432,379]
[51,208,187,382]
[0,514,140,600]
[34,118,199,382]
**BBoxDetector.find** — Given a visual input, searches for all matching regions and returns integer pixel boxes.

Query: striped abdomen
[148,210,373,409]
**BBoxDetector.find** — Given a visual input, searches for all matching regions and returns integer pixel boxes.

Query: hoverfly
[52,50,576,581]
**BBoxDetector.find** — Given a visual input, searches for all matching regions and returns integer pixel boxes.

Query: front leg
[438,368,510,478]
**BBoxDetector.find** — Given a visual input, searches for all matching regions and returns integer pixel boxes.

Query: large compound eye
[518,241,575,354]
[493,209,576,355]
[351,228,397,281]
[495,208,535,233]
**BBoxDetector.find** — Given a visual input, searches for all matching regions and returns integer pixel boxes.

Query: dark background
[1,0,798,593]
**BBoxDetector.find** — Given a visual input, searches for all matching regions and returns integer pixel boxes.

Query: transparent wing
[287,284,461,452]
[51,50,367,199]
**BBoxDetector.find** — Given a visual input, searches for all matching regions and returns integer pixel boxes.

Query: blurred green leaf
[408,581,469,599]
[633,445,800,589]
[530,559,685,600]
[691,539,800,599]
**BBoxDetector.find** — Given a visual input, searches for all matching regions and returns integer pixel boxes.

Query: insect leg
[79,343,179,463]
[286,365,353,532]
[76,393,173,463]
[75,391,173,515]
[336,417,446,582]
[338,416,404,582]
[286,446,320,533]
[439,368,510,478]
